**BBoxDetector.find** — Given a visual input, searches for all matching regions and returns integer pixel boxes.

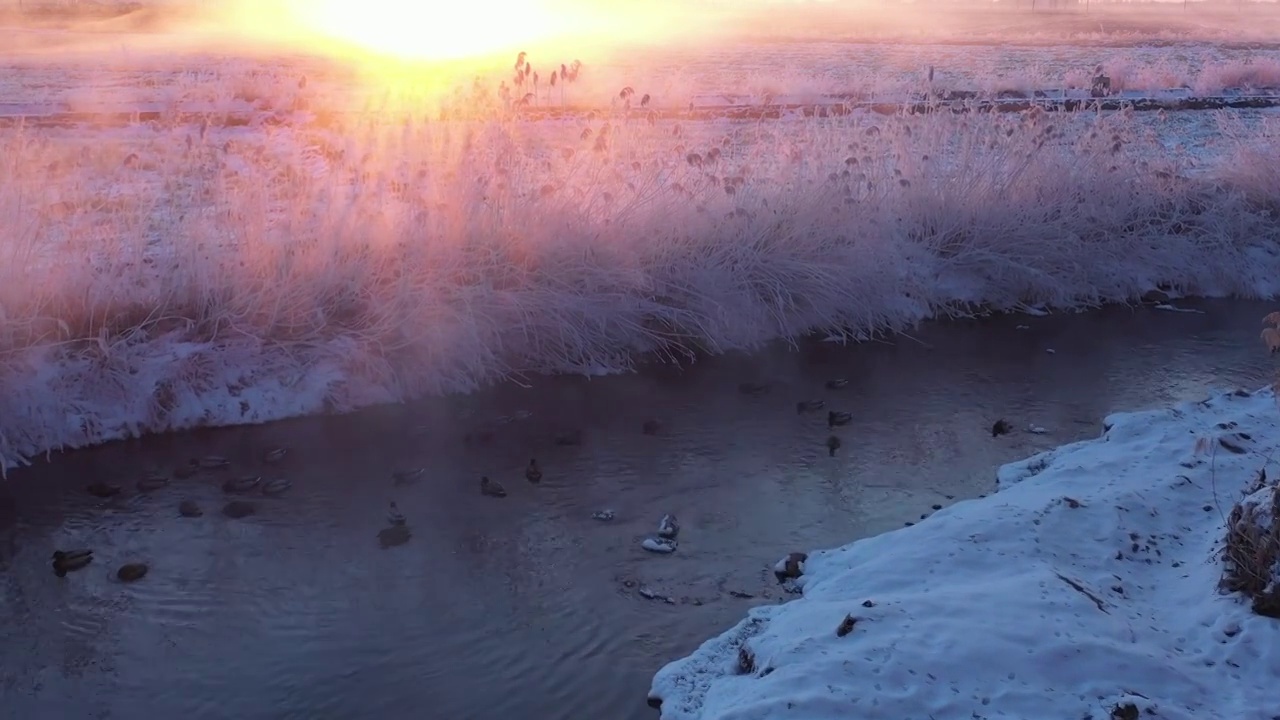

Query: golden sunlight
[289,0,578,61]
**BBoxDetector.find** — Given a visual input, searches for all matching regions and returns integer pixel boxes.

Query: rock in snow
[649,387,1280,720]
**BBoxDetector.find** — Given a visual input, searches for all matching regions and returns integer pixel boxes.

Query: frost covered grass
[650,384,1280,720]
[1,92,1279,474]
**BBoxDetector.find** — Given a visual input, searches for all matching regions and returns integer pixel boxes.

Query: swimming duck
[642,419,663,436]
[657,514,679,539]
[196,455,231,470]
[86,482,122,498]
[641,537,678,554]
[387,501,407,526]
[116,563,148,582]
[261,478,292,496]
[825,378,850,390]
[991,419,1013,437]
[464,428,496,446]
[178,500,203,517]
[592,510,616,521]
[480,476,508,498]
[796,399,826,413]
[52,549,94,577]
[738,382,771,396]
[525,459,543,484]
[174,463,199,479]
[826,435,842,457]
[222,500,256,519]
[773,552,808,582]
[377,524,412,548]
[136,475,170,493]
[391,468,425,486]
[827,411,853,429]
[222,476,261,494]
[261,447,288,464]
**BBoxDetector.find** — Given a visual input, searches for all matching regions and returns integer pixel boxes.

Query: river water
[0,298,1273,720]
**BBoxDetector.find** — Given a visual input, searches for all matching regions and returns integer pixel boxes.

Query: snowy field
[1,5,1279,475]
[650,382,1280,720]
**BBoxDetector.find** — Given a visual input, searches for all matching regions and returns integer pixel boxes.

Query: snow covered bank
[650,386,1280,720]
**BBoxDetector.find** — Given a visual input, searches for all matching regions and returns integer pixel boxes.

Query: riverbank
[649,383,1280,719]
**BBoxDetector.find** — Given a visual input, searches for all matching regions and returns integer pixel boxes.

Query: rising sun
[290,0,575,62]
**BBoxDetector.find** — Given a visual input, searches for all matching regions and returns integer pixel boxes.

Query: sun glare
[290,0,575,62]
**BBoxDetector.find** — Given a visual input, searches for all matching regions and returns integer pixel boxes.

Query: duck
[827,410,853,429]
[826,435,842,457]
[657,514,679,539]
[991,419,1013,437]
[464,428,496,446]
[641,537,678,554]
[136,475,170,493]
[377,524,412,548]
[173,463,199,479]
[391,468,425,486]
[261,478,292,496]
[196,455,231,470]
[116,563,148,582]
[52,549,94,577]
[86,482,122,498]
[592,509,616,521]
[738,382,771,396]
[525,459,543,484]
[796,399,825,413]
[825,378,850,390]
[261,447,288,464]
[178,500,203,517]
[222,500,256,519]
[641,419,662,436]
[387,501,407,526]
[773,552,808,582]
[480,476,508,498]
[222,476,261,494]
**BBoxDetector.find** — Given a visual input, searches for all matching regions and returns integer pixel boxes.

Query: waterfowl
[196,455,231,470]
[136,475,170,493]
[174,463,199,479]
[826,435,842,457]
[554,429,583,446]
[525,459,543,484]
[86,482,122,498]
[738,382,771,396]
[480,476,508,498]
[464,428,496,446]
[261,478,292,496]
[116,563,148,582]
[592,510,616,521]
[773,552,808,582]
[52,549,94,577]
[222,500,256,519]
[178,500,203,517]
[827,411,853,429]
[825,378,850,390]
[796,399,825,413]
[641,537,677,554]
[641,419,662,436]
[222,476,261,494]
[377,524,412,548]
[391,468,425,486]
[991,419,1013,437]
[262,447,288,464]
[387,501,407,526]
[657,514,679,539]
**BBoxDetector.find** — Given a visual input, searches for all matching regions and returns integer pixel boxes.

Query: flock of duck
[52,446,295,581]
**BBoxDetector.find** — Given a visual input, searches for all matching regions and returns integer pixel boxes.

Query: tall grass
[0,103,1278,473]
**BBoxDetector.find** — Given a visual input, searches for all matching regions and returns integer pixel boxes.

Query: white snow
[650,386,1280,720]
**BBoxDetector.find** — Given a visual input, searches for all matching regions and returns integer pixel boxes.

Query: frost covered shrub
[0,105,1278,472]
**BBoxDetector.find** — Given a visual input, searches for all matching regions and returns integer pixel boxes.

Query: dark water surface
[0,299,1274,720]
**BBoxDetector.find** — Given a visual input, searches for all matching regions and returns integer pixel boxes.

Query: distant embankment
[1,88,1278,129]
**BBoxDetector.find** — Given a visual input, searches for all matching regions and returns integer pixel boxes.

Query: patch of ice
[650,386,1280,720]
